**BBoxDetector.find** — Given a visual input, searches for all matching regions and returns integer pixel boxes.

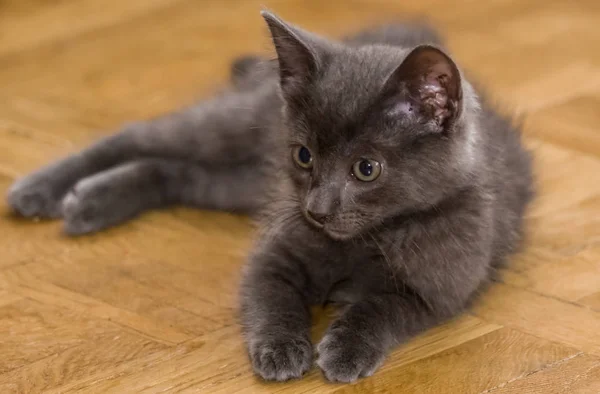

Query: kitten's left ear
[383,45,462,132]
[261,11,326,95]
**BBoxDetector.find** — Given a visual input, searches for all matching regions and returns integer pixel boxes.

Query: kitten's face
[264,13,465,240]
[287,136,388,240]
[285,97,461,241]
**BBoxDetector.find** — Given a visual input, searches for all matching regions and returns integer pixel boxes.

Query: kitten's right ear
[382,45,462,133]
[261,11,322,93]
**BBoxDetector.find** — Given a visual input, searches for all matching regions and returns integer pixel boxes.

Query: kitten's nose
[305,184,339,225]
[306,209,331,224]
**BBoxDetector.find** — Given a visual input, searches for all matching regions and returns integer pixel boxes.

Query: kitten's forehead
[302,46,410,148]
[319,47,405,113]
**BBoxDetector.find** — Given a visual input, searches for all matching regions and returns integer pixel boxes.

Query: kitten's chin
[314,222,357,241]
[322,227,356,241]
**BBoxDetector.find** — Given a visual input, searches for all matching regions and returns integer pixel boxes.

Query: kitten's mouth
[322,227,354,241]
[302,212,354,241]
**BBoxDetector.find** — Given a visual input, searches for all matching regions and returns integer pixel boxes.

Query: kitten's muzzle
[302,208,357,241]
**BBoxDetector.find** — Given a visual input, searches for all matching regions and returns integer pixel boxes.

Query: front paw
[316,328,386,383]
[7,171,69,218]
[249,335,313,381]
[61,176,134,235]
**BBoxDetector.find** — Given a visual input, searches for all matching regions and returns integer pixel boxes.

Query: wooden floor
[1,0,599,393]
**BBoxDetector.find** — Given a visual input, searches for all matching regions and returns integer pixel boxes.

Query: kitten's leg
[317,210,490,382]
[230,55,263,86]
[240,250,313,381]
[7,84,276,219]
[230,55,275,90]
[61,158,265,235]
[316,292,438,382]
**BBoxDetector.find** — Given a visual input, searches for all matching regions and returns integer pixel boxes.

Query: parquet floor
[1,1,599,393]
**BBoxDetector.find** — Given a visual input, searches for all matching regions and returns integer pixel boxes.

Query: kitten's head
[263,12,480,240]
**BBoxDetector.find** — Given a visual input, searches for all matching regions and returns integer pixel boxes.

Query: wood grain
[485,354,600,394]
[579,292,600,312]
[473,284,600,356]
[331,328,581,394]
[503,247,600,301]
[1,0,599,392]
[0,330,168,393]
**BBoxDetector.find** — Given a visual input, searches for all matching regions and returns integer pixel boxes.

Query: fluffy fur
[7,12,533,382]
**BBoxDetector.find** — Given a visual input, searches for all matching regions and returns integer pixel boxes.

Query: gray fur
[6,11,533,383]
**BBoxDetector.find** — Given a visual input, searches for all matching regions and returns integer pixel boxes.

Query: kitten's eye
[352,159,381,182]
[292,146,313,169]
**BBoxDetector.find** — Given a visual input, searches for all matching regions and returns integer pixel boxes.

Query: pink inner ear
[420,76,451,126]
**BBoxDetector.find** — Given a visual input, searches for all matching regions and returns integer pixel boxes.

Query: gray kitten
[7,12,533,382]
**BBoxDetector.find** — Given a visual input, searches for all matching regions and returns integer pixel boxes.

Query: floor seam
[478,351,585,394]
